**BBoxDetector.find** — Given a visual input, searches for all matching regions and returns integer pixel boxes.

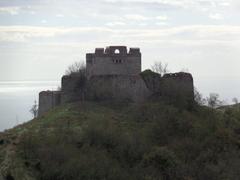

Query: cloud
[124,14,148,21]
[106,22,126,26]
[105,0,231,9]
[156,15,168,21]
[219,2,230,6]
[56,14,64,18]
[0,6,21,15]
[0,25,239,43]
[209,13,223,20]
[155,22,168,26]
[41,19,47,24]
[0,26,112,42]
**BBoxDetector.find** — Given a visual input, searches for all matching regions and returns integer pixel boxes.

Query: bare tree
[194,88,206,106]
[207,93,222,109]
[232,97,238,105]
[65,61,87,102]
[30,100,38,118]
[151,61,169,76]
[65,61,86,75]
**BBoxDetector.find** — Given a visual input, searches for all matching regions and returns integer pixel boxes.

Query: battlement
[86,46,141,77]
[163,72,193,81]
[87,46,141,57]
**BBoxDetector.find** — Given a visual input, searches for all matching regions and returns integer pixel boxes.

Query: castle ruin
[38,46,194,116]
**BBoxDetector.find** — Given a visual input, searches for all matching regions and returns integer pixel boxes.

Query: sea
[0,81,60,132]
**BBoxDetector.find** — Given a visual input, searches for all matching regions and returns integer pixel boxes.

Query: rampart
[87,75,151,102]
[61,73,86,104]
[38,91,61,116]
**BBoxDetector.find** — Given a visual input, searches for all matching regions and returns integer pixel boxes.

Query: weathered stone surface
[87,75,151,102]
[161,72,194,107]
[86,46,141,77]
[38,91,61,116]
[61,74,86,104]
[162,72,194,99]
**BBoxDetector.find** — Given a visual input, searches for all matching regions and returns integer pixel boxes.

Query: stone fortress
[38,46,194,116]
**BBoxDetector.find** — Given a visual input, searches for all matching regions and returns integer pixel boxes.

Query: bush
[17,101,240,180]
[142,146,179,178]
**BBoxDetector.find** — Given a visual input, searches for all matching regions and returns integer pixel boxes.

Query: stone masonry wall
[38,91,61,116]
[38,71,194,117]
[162,72,194,97]
[161,72,194,106]
[86,46,141,77]
[86,75,151,102]
[61,74,86,104]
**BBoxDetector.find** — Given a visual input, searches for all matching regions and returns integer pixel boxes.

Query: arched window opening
[114,49,120,54]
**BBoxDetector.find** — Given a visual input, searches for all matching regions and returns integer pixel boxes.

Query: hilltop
[0,100,240,180]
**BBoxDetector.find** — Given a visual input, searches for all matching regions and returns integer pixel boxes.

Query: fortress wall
[38,91,61,116]
[161,72,194,103]
[87,55,141,77]
[140,70,162,93]
[86,75,151,102]
[124,56,141,75]
[38,72,195,116]
[61,74,85,104]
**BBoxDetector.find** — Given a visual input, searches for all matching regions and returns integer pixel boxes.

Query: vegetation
[207,93,223,109]
[29,100,38,118]
[65,61,86,76]
[151,61,169,76]
[65,61,87,101]
[0,99,240,180]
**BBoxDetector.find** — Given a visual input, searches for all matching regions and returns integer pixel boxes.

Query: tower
[86,46,141,77]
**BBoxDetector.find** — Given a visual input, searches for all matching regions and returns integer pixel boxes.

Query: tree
[232,97,238,105]
[207,93,222,109]
[151,61,169,76]
[65,61,87,102]
[194,88,206,106]
[65,61,86,76]
[30,100,38,118]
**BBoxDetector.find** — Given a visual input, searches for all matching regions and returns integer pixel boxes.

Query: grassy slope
[0,102,132,179]
[0,101,240,180]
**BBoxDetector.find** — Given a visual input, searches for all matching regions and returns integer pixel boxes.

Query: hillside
[0,101,240,180]
[218,103,240,111]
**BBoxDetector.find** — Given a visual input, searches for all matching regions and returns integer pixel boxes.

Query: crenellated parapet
[163,72,193,81]
[86,46,141,77]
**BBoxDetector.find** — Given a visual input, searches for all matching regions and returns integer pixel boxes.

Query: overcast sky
[0,0,239,102]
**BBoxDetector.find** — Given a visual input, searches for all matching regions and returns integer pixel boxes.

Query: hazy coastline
[0,81,60,131]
